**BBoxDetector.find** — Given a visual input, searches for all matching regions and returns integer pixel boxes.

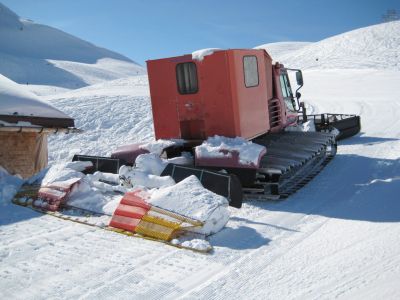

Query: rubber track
[244,131,337,200]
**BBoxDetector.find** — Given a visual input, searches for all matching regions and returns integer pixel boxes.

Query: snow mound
[134,153,168,176]
[41,162,124,215]
[285,120,316,133]
[192,48,221,61]
[149,175,230,235]
[119,164,175,189]
[41,161,91,186]
[0,74,72,120]
[140,139,185,155]
[196,135,266,166]
[0,3,145,88]
[0,166,24,204]
[277,21,400,70]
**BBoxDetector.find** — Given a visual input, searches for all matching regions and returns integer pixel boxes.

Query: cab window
[243,56,259,87]
[176,62,199,94]
[280,74,296,111]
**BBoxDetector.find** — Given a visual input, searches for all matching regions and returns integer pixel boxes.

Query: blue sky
[2,0,399,65]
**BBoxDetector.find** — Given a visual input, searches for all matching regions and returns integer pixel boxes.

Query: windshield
[279,73,296,112]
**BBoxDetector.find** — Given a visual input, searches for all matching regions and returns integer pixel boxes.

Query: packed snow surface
[192,48,221,61]
[0,74,71,120]
[1,16,400,299]
[196,135,266,166]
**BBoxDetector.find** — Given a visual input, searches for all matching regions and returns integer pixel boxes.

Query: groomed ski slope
[1,68,400,299]
[1,19,400,299]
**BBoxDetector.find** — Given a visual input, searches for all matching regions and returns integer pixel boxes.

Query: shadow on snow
[0,202,42,226]
[338,134,398,146]
[210,226,271,250]
[248,154,400,223]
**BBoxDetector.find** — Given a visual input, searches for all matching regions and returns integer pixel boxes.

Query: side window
[176,62,198,94]
[280,74,295,111]
[243,56,259,88]
[279,75,289,97]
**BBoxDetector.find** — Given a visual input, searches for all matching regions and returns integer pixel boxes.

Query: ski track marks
[1,69,400,299]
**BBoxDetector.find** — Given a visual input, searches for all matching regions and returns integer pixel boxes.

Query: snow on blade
[119,165,175,189]
[148,175,230,235]
[140,139,185,155]
[196,135,266,166]
[285,120,316,132]
[192,48,221,61]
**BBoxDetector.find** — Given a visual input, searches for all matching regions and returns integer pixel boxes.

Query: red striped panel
[109,215,141,232]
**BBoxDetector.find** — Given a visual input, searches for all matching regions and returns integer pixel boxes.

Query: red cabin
[146,49,285,141]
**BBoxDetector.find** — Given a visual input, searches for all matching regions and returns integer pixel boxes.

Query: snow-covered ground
[1,5,400,298]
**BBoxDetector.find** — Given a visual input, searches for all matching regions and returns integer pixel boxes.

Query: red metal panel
[228,50,271,139]
[121,191,151,209]
[147,56,184,139]
[111,143,149,164]
[114,204,148,219]
[109,215,141,232]
[196,51,236,138]
[147,49,276,141]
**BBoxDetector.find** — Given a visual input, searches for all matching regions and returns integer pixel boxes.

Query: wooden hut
[0,75,78,178]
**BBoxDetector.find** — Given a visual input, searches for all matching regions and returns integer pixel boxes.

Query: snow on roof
[192,48,221,61]
[0,74,73,124]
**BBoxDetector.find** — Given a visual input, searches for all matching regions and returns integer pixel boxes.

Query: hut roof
[0,74,74,128]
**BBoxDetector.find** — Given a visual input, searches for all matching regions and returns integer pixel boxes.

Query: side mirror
[296,71,303,86]
[296,91,301,100]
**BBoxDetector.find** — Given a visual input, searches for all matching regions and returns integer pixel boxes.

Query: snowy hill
[267,21,400,70]
[0,3,145,89]
[1,20,400,299]
[43,76,153,163]
[254,41,311,60]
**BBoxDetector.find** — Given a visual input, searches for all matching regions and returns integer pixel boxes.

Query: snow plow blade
[301,113,361,140]
[161,164,243,209]
[72,154,131,174]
